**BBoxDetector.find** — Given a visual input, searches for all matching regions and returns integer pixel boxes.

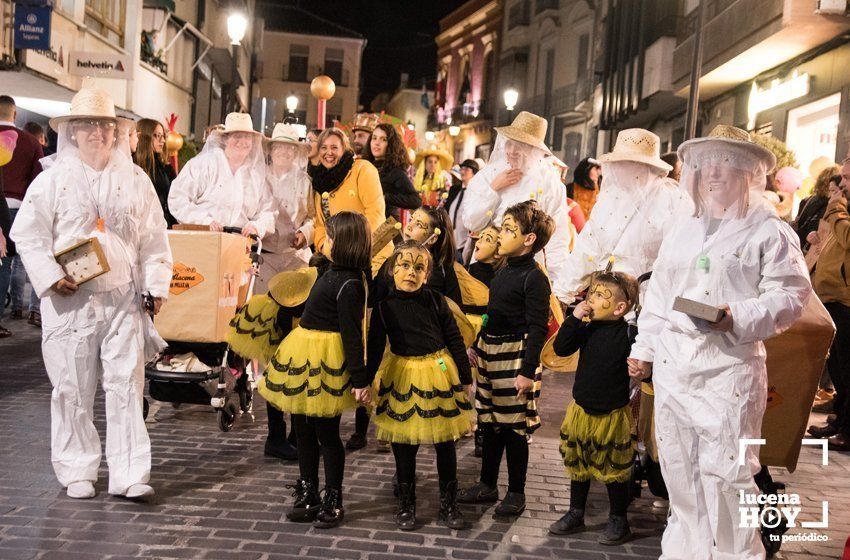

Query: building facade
[252,4,365,134]
[0,0,257,139]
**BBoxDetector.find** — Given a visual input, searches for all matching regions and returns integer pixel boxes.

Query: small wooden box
[672,296,724,323]
[54,237,110,285]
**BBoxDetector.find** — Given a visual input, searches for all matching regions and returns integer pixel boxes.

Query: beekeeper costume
[10,88,172,499]
[630,125,811,559]
[169,113,274,235]
[552,129,690,303]
[254,123,315,293]
[462,111,572,285]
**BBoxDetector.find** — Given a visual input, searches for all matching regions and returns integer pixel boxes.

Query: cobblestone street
[1,326,848,559]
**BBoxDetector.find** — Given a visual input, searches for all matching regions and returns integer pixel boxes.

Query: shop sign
[69,50,134,80]
[747,71,810,129]
[14,2,52,51]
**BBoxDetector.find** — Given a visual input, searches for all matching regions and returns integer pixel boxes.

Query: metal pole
[317,99,327,130]
[684,0,707,141]
[231,43,239,113]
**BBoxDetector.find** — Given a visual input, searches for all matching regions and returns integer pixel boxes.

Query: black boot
[438,480,467,530]
[396,482,416,531]
[598,514,632,545]
[549,508,585,535]
[474,428,483,458]
[313,488,344,529]
[285,479,321,522]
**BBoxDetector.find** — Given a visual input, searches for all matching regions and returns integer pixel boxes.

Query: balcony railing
[276,64,350,86]
[677,0,737,43]
[535,0,559,14]
[508,0,530,29]
[141,30,168,74]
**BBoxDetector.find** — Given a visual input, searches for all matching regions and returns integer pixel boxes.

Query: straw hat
[49,88,133,130]
[415,145,453,169]
[351,112,380,133]
[221,112,261,135]
[268,267,318,308]
[494,111,552,155]
[267,123,309,154]
[678,125,776,173]
[597,129,672,172]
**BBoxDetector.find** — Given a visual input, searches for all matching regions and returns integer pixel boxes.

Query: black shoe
[396,482,416,531]
[285,479,321,522]
[827,432,850,452]
[264,438,298,460]
[494,492,525,517]
[0,324,10,339]
[457,481,499,504]
[438,480,467,529]
[313,488,344,529]
[549,509,586,535]
[474,428,483,458]
[9,309,23,320]
[27,311,41,328]
[287,430,297,448]
[807,423,840,439]
[598,514,632,545]
[345,432,367,450]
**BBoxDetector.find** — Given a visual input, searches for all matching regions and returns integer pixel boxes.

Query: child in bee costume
[367,240,474,530]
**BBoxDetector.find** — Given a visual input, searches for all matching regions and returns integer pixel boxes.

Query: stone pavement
[1,324,848,560]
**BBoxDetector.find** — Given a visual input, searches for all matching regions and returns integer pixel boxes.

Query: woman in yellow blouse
[308,128,390,275]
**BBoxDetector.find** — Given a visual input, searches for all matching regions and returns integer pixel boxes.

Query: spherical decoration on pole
[311,75,336,130]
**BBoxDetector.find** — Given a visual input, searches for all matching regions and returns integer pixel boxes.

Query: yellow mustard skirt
[259,327,356,417]
[373,349,473,445]
[559,401,635,483]
[227,294,284,362]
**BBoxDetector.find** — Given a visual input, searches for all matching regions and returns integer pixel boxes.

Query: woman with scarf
[360,123,421,221]
[309,127,390,276]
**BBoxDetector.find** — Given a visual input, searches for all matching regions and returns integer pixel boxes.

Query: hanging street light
[286,94,299,113]
[227,12,248,45]
[503,88,519,111]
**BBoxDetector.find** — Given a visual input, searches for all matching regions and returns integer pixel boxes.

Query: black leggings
[392,441,457,485]
[479,425,529,493]
[354,406,370,436]
[291,414,345,490]
[826,302,850,433]
[569,479,629,517]
[266,402,295,443]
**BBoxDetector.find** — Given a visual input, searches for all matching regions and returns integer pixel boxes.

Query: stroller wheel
[143,398,149,420]
[218,407,236,432]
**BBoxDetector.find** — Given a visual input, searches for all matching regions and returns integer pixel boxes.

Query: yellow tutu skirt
[374,349,473,445]
[559,402,635,483]
[465,314,484,339]
[227,294,284,362]
[259,327,356,417]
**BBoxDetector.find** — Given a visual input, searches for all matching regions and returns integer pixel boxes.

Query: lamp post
[227,12,248,113]
[285,94,299,124]
[310,75,336,130]
[503,88,518,125]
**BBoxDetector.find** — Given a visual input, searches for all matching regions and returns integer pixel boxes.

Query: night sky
[270,0,467,107]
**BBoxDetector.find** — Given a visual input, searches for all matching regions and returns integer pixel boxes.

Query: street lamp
[503,87,518,125]
[227,12,248,113]
[286,94,299,114]
[448,125,460,137]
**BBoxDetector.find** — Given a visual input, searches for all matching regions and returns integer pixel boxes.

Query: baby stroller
[143,227,262,432]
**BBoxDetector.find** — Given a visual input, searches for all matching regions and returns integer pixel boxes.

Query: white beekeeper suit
[462,111,572,283]
[553,129,691,303]
[169,113,274,236]
[630,126,811,559]
[255,124,315,293]
[10,88,172,499]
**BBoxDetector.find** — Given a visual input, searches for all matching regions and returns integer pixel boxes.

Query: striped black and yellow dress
[258,265,369,418]
[367,288,474,445]
[472,253,552,438]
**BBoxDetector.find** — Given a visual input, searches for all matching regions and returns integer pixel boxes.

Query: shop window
[288,45,309,82]
[786,92,841,180]
[85,0,126,47]
[324,48,344,86]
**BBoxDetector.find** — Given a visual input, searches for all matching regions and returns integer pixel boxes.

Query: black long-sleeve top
[468,261,496,288]
[484,253,551,379]
[795,195,829,251]
[553,315,636,414]
[376,163,421,220]
[298,264,369,388]
[367,287,472,386]
[429,262,462,307]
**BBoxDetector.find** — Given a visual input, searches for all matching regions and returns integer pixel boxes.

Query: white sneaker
[67,481,96,499]
[124,483,155,499]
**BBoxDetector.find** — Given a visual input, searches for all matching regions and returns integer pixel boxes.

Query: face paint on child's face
[497,214,526,257]
[403,209,433,243]
[392,249,429,292]
[474,227,499,263]
[586,282,618,320]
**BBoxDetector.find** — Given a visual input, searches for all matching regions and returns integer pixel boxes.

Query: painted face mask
[497,214,526,257]
[474,227,500,263]
[392,248,429,292]
[586,282,620,320]
[403,209,433,244]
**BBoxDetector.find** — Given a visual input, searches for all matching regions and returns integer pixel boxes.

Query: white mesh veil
[678,142,772,221]
[47,117,134,174]
[487,134,548,174]
[198,128,266,178]
[600,160,664,199]
[266,139,309,178]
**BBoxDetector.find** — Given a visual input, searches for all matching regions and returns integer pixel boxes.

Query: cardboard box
[54,237,110,285]
[760,294,835,471]
[154,231,250,343]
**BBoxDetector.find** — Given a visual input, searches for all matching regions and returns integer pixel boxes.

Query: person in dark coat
[133,118,177,227]
[445,159,480,263]
[361,123,421,222]
[794,165,839,252]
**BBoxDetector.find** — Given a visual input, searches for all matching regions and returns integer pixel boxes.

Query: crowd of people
[0,85,847,559]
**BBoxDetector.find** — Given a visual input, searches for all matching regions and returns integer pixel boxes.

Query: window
[288,45,309,82]
[85,0,126,46]
[324,48,344,85]
[577,34,589,82]
[535,0,558,14]
[508,1,530,29]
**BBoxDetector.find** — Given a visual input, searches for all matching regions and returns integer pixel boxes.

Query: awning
[206,47,243,87]
[143,0,176,11]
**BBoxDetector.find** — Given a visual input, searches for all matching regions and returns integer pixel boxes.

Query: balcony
[277,64,350,87]
[676,0,737,44]
[141,30,168,75]
[508,0,530,29]
[535,0,559,15]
